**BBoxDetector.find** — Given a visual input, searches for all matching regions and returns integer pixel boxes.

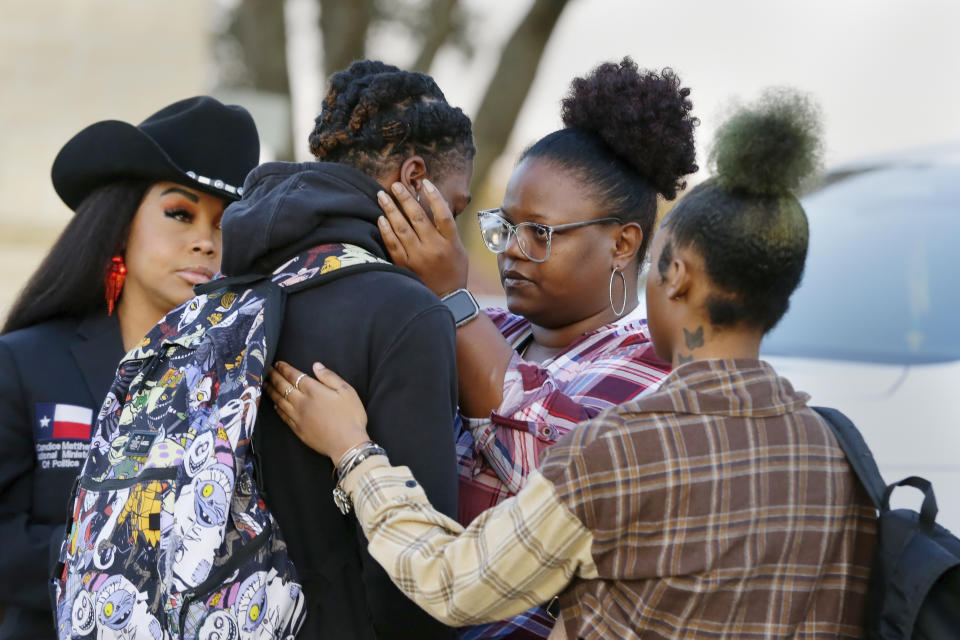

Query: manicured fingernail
[313,362,325,372]
[377,215,387,227]
[377,190,389,203]
[423,178,436,193]
[391,182,404,195]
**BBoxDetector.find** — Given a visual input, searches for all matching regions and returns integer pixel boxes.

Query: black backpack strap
[194,272,272,294]
[261,261,417,368]
[267,261,415,361]
[259,279,287,369]
[812,406,886,509]
[279,261,417,294]
[193,272,288,367]
[194,261,416,368]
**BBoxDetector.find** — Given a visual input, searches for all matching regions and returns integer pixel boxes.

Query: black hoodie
[223,162,457,639]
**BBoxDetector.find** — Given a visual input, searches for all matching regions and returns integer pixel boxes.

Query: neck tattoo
[676,325,705,365]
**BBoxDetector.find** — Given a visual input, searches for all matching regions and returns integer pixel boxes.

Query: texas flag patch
[35,403,93,441]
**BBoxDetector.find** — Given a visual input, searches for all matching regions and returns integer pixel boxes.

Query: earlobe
[666,257,691,301]
[613,222,643,261]
[399,156,427,200]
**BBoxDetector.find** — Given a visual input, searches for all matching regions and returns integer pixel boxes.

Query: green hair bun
[709,88,823,197]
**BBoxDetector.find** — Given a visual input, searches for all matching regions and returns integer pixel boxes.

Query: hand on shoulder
[266,361,370,463]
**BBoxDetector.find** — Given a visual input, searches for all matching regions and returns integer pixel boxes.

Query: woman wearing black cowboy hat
[0,96,259,639]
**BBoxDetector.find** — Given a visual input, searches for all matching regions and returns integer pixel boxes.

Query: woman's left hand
[376,179,469,297]
[265,361,370,463]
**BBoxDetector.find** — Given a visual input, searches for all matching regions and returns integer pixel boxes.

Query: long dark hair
[2,180,150,334]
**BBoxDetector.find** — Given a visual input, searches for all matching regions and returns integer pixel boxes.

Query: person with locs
[221,60,474,639]
[0,96,260,640]
[266,89,877,639]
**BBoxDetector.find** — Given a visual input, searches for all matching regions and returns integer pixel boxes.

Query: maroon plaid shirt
[457,307,670,525]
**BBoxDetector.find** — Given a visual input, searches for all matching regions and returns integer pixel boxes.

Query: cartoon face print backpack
[52,244,405,640]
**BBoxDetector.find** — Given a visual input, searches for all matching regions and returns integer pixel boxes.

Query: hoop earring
[608,266,626,318]
[105,255,127,316]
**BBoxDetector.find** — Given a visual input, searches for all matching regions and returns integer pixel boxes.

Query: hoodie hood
[221,161,390,275]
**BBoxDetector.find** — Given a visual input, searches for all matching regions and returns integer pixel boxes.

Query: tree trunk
[455,0,572,288]
[319,0,373,79]
[224,0,294,159]
[228,0,291,95]
[469,0,572,192]
[412,0,460,73]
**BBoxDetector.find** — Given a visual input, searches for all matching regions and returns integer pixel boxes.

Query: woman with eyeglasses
[371,58,698,637]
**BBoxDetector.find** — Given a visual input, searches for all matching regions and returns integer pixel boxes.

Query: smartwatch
[441,288,480,328]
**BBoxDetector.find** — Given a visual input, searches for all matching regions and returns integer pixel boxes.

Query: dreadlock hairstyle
[657,88,824,332]
[520,57,699,261]
[3,180,150,334]
[308,60,475,180]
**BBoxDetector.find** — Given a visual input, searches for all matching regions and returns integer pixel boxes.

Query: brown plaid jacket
[345,359,875,638]
[540,358,876,639]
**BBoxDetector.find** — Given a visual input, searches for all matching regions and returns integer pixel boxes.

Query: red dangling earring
[104,255,127,316]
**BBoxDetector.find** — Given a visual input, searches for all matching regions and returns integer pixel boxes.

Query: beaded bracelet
[332,440,374,482]
[332,443,387,515]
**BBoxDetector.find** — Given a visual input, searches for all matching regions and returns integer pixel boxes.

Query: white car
[762,143,960,533]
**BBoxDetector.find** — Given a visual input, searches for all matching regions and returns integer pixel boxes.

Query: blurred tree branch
[215,0,294,158]
[412,0,460,72]
[216,0,572,199]
[470,0,571,191]
[320,0,374,79]
[226,0,291,95]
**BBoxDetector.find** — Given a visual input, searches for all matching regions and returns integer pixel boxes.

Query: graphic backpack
[52,244,404,640]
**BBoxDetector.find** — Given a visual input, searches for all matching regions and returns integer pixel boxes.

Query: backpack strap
[193,246,419,370]
[261,261,416,367]
[280,262,415,294]
[194,273,274,293]
[812,406,886,509]
[259,278,288,370]
[194,272,288,366]
[882,476,940,531]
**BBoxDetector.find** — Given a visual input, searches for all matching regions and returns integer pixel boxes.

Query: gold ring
[294,373,307,390]
[283,385,295,400]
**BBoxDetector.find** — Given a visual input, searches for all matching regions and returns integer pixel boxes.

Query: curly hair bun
[709,88,823,197]
[560,57,699,200]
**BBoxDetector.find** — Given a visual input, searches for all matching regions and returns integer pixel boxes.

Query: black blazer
[0,313,123,640]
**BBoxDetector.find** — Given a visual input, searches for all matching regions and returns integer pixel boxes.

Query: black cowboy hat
[51,96,260,211]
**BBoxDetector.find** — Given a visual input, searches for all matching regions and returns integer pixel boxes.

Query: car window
[762,163,960,364]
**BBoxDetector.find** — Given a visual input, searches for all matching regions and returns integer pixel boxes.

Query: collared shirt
[457,306,670,524]
[346,359,876,639]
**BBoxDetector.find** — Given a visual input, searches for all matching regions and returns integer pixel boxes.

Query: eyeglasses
[477,208,623,263]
